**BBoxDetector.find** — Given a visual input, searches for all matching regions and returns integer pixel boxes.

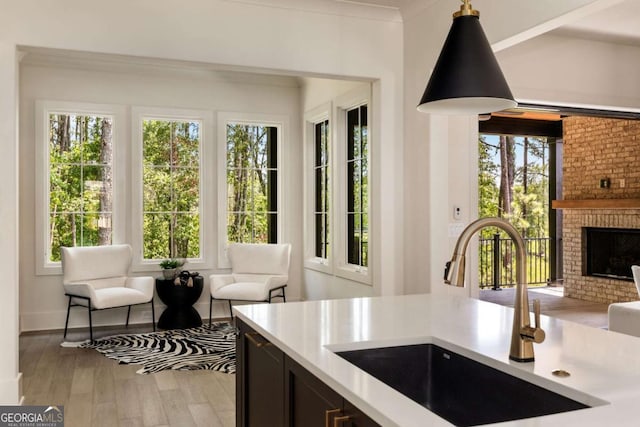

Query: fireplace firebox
[583,227,640,281]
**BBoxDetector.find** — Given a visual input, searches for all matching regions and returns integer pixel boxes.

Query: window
[303,87,371,284]
[303,104,332,273]
[217,112,285,267]
[132,107,212,270]
[346,104,368,268]
[314,119,330,260]
[36,101,125,274]
[226,123,278,244]
[47,113,114,260]
[141,118,201,260]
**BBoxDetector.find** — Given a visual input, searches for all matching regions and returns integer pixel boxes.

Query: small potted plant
[159,258,185,279]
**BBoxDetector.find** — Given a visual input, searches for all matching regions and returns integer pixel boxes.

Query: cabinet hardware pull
[245,332,272,348]
[325,408,341,427]
[333,415,351,426]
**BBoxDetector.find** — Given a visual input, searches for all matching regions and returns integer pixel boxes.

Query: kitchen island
[234,294,640,426]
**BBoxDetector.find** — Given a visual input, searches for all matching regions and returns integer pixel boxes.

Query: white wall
[302,78,368,111]
[0,43,21,406]
[1,0,404,403]
[19,57,304,331]
[403,0,478,297]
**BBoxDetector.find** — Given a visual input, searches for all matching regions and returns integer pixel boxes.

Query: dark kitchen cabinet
[236,318,284,427]
[236,318,381,427]
[285,355,343,427]
[343,399,382,427]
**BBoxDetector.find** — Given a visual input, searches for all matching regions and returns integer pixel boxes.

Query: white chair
[61,244,155,341]
[608,265,640,337]
[209,243,291,325]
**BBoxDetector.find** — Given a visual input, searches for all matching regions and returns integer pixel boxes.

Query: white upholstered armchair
[61,244,155,341]
[209,243,291,325]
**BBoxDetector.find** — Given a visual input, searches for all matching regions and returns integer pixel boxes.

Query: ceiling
[332,0,405,8]
[551,0,640,46]
[327,0,640,46]
[23,0,640,80]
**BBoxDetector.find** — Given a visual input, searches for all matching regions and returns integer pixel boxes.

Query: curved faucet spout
[445,217,545,362]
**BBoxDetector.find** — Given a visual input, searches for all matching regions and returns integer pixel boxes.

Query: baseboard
[20,301,236,333]
[20,306,154,333]
[20,298,300,333]
[0,372,22,405]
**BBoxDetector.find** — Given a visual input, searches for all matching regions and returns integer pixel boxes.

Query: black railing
[479,234,551,289]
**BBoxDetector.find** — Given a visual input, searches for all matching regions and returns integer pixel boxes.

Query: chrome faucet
[445,217,545,362]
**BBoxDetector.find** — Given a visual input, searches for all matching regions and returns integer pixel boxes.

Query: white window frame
[304,103,333,274]
[217,112,287,269]
[334,86,372,285]
[35,100,126,275]
[131,106,214,272]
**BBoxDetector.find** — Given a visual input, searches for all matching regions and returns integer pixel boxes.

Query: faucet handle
[530,299,546,343]
[533,299,541,329]
[520,299,546,344]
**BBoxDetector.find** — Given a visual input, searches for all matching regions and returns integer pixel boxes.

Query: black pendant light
[417,0,517,115]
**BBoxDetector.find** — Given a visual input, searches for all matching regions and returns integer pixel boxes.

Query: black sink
[336,344,589,426]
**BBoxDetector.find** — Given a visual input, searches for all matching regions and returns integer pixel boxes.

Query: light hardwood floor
[479,286,609,329]
[20,326,235,427]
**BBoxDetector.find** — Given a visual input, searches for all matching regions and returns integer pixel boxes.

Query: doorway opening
[477,111,563,290]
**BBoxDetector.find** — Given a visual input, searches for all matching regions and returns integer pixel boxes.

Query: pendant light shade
[417,1,517,115]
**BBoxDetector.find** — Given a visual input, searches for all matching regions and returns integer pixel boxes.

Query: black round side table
[155,276,203,329]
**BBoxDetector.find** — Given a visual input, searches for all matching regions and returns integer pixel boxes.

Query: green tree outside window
[142,119,201,260]
[226,124,278,244]
[48,114,113,261]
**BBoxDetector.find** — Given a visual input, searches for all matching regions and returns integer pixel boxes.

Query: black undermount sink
[336,344,590,426]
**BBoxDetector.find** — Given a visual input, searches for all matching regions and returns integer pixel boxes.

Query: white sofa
[608,265,640,337]
[61,244,155,341]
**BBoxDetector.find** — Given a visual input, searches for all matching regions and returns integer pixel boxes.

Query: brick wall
[562,117,640,303]
[563,116,640,198]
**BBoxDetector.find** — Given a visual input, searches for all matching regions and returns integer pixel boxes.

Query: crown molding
[221,0,402,22]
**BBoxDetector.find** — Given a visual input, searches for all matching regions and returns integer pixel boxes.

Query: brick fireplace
[559,117,640,304]
[563,209,640,303]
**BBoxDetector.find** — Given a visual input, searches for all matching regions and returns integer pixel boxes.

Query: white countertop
[234,294,640,426]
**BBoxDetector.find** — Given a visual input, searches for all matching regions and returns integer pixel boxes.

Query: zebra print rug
[77,322,236,375]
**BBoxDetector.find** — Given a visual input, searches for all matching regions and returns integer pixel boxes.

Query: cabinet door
[341,400,381,427]
[285,356,343,427]
[237,319,284,427]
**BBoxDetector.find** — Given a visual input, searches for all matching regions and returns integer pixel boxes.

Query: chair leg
[88,305,93,342]
[126,306,132,328]
[268,288,286,303]
[63,296,72,339]
[209,295,213,328]
[151,299,156,332]
[228,300,233,320]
